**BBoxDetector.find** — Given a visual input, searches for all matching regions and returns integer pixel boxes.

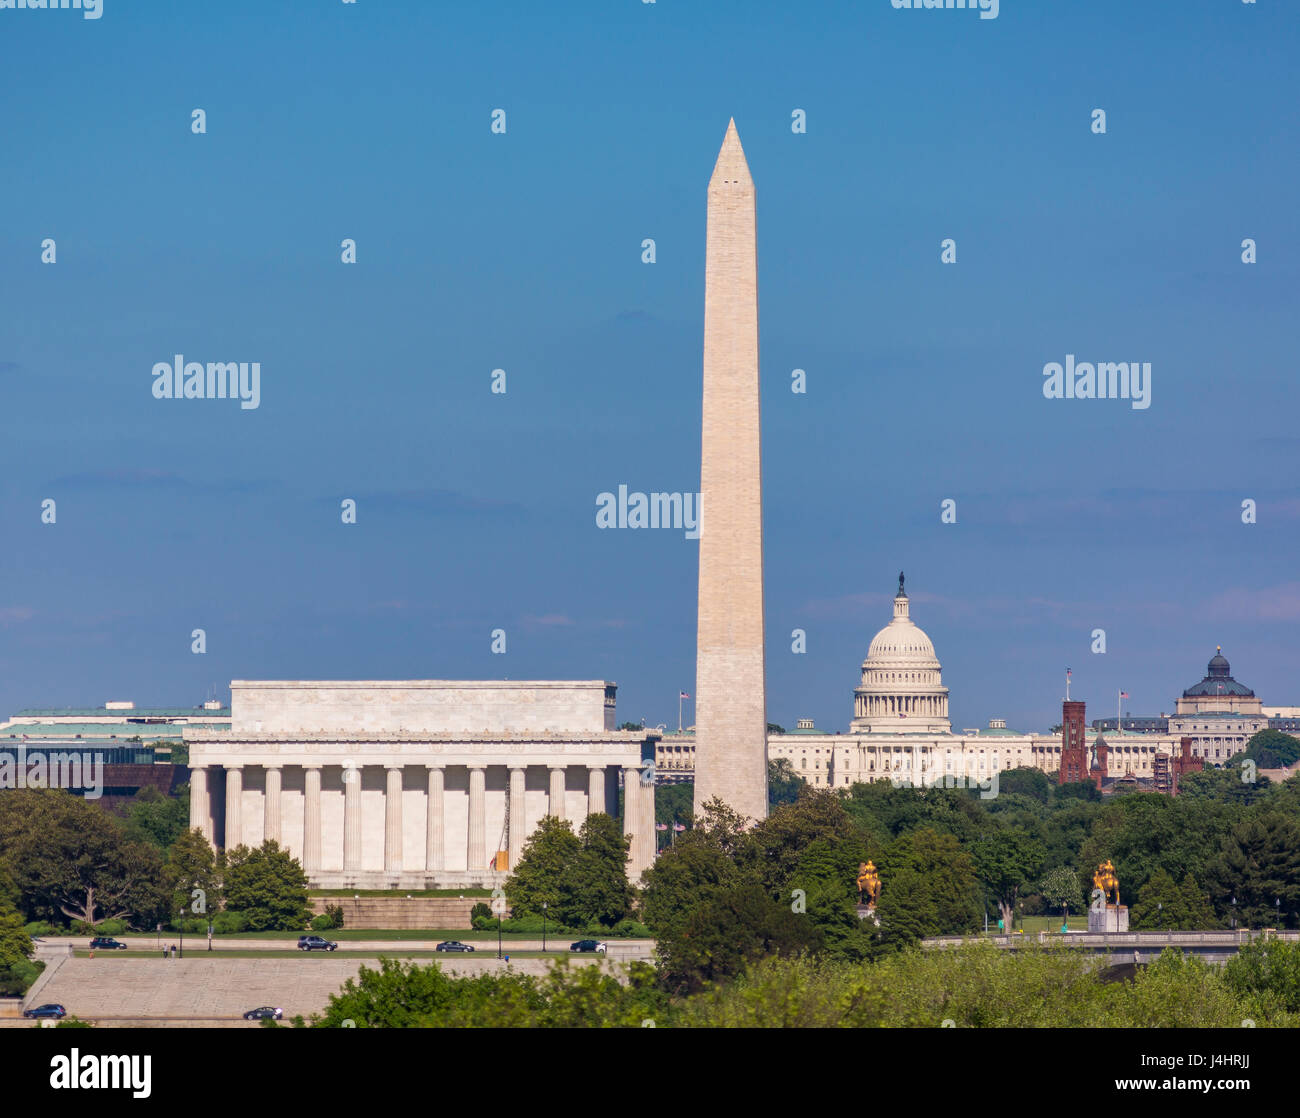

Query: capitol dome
[851,573,951,733]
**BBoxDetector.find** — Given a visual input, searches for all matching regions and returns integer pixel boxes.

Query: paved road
[22,952,638,1026]
[43,937,655,956]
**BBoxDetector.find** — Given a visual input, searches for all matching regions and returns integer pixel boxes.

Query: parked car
[297,936,338,951]
[243,1006,284,1020]
[23,1004,67,1020]
[435,941,475,952]
[569,940,608,954]
[89,937,128,950]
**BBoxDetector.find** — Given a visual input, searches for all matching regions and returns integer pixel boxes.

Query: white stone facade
[185,681,657,888]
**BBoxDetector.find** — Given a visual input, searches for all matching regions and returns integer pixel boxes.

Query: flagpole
[1117,689,1122,736]
[678,692,683,734]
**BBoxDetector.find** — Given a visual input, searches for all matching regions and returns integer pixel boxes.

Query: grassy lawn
[1015,915,1089,933]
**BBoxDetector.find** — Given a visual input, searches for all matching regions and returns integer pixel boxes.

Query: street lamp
[208,919,214,952]
[541,901,548,953]
[177,911,184,959]
[1230,896,1237,932]
[1157,902,1163,932]
[1276,896,1282,929]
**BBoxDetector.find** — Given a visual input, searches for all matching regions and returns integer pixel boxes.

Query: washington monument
[693,119,768,823]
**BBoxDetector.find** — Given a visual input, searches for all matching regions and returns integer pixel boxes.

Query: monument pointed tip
[710,118,752,188]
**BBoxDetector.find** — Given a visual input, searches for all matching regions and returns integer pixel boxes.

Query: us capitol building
[657,574,1280,790]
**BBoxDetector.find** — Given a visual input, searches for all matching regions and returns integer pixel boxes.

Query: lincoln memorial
[184,679,659,888]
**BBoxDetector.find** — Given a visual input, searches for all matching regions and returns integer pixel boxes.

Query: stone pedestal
[1088,904,1129,932]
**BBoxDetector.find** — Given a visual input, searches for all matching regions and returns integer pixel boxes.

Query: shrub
[310,914,333,931]
[0,958,43,997]
[94,918,127,935]
[470,902,493,924]
[23,921,61,938]
[212,910,248,934]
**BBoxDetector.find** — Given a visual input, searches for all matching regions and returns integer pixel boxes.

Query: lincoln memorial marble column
[343,764,362,872]
[263,765,282,845]
[548,765,566,821]
[303,766,322,873]
[384,765,403,873]
[189,765,210,842]
[467,765,486,873]
[425,765,444,872]
[223,765,243,850]
[587,765,605,816]
[508,766,526,870]
[622,764,640,865]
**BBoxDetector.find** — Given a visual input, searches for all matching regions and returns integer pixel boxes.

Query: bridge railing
[924,929,1298,949]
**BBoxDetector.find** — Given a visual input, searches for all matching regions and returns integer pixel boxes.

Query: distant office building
[0,700,230,748]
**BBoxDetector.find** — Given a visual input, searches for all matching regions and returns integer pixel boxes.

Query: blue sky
[2,0,1298,733]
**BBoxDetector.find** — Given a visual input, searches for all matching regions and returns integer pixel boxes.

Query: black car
[23,1004,67,1020]
[569,940,608,954]
[297,936,338,951]
[243,1006,284,1020]
[435,941,475,952]
[89,937,128,950]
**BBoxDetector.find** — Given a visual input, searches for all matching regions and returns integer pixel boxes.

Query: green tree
[875,828,982,947]
[1040,866,1084,926]
[0,789,165,928]
[767,757,803,806]
[1055,780,1101,803]
[313,957,673,1028]
[656,881,821,995]
[555,813,633,929]
[641,800,752,940]
[163,828,222,920]
[1078,793,1240,903]
[1241,729,1300,770]
[123,786,190,851]
[1202,813,1300,929]
[1176,765,1272,806]
[1130,870,1217,930]
[1223,937,1300,1014]
[743,790,860,895]
[222,841,310,931]
[998,767,1052,804]
[972,829,1045,932]
[654,782,693,829]
[506,816,582,919]
[788,838,874,961]
[0,897,40,996]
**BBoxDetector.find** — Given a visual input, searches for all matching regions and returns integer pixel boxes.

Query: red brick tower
[1059,700,1088,784]
[1171,736,1204,795]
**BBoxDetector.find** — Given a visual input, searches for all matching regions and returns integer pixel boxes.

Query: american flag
[679,691,690,700]
[655,823,668,832]
[1120,691,1129,699]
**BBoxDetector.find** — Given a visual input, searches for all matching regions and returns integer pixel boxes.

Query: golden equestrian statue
[857,861,881,907]
[1092,860,1119,906]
